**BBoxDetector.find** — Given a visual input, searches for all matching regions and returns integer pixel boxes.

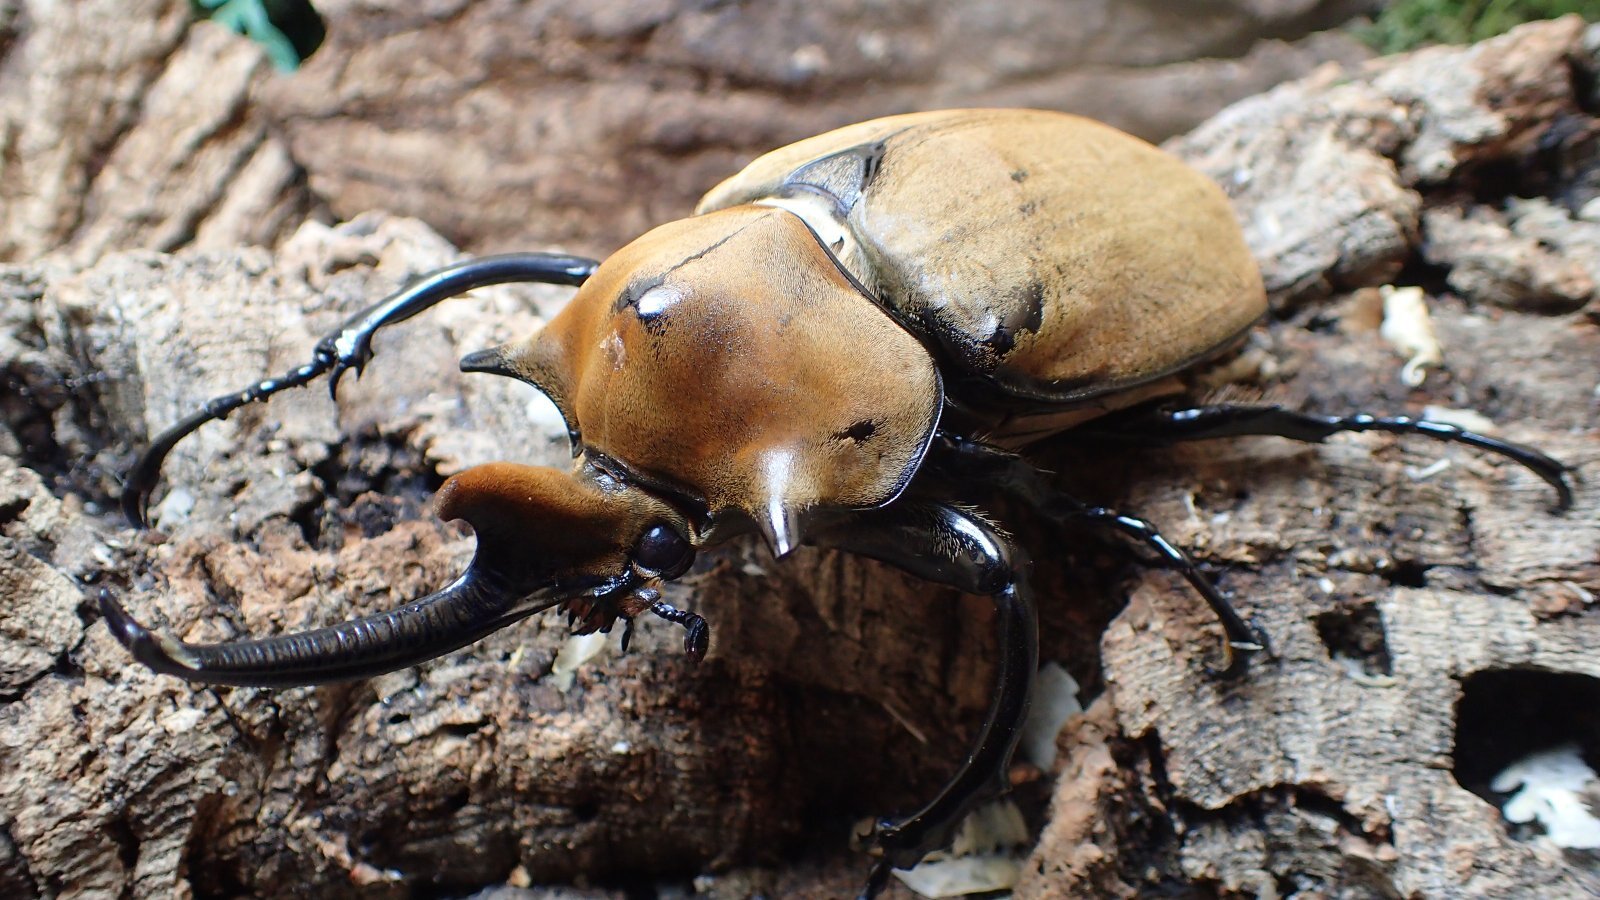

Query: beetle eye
[634,524,694,577]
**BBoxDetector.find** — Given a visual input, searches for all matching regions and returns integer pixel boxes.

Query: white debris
[1018,662,1083,771]
[894,800,1030,897]
[525,391,569,444]
[895,856,1021,898]
[1491,743,1600,849]
[159,707,204,735]
[1421,404,1499,435]
[1378,285,1443,386]
[1566,582,1595,606]
[153,486,194,525]
[549,631,610,692]
[1405,458,1452,482]
[1331,654,1397,688]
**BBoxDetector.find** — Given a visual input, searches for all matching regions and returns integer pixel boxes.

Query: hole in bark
[442,787,471,814]
[1314,603,1393,677]
[1379,559,1429,588]
[0,823,38,897]
[105,812,139,873]
[1383,255,1453,297]
[292,428,444,549]
[1453,669,1600,800]
[0,496,27,525]
[1,363,120,508]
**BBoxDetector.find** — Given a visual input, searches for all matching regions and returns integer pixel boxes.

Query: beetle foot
[857,858,894,900]
[1204,619,1271,679]
[649,599,709,662]
[614,588,710,661]
[320,330,374,400]
[851,817,916,899]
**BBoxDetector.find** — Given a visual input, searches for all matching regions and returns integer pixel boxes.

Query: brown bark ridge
[256,0,1375,257]
[0,14,1597,900]
[0,1,318,265]
[0,0,1373,266]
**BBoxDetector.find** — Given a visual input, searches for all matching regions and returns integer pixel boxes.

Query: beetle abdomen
[700,109,1266,407]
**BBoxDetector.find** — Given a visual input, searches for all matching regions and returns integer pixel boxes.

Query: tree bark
[1,13,1597,900]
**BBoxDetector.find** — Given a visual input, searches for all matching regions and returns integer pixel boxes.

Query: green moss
[191,0,324,72]
[1359,0,1600,53]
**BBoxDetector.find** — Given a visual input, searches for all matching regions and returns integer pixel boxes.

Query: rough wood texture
[2,14,1599,900]
[0,1,318,264]
[257,0,1375,257]
[0,0,1373,265]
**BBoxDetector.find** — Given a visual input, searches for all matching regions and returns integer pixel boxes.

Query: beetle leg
[612,586,709,660]
[1067,506,1266,677]
[814,502,1036,896]
[121,253,599,527]
[1082,403,1574,511]
[650,597,710,663]
[929,435,1266,676]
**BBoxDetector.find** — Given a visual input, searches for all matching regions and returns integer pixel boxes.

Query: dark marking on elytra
[1010,169,1028,183]
[984,281,1047,356]
[861,141,888,185]
[986,325,1016,354]
[1017,282,1047,333]
[835,419,879,443]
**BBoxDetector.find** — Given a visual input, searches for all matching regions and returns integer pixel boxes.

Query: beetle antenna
[120,253,600,528]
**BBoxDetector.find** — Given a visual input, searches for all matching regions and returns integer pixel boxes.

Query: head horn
[103,463,668,687]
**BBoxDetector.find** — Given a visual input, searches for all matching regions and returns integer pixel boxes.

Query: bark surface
[1,13,1598,900]
[0,0,1373,264]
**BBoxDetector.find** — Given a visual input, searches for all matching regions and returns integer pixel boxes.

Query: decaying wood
[1,14,1598,900]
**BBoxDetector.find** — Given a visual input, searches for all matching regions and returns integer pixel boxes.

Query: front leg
[122,252,599,526]
[815,502,1037,898]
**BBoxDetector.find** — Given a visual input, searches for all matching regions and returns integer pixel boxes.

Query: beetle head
[102,461,702,687]
[434,461,695,589]
[461,206,943,559]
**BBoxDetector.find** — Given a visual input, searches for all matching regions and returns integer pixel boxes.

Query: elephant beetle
[103,108,1572,895]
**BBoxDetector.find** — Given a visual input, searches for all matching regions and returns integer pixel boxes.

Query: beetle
[101,108,1571,896]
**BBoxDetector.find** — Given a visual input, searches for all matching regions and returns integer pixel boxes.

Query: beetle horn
[98,566,553,687]
[749,451,810,558]
[102,463,664,687]
[756,498,805,558]
[460,338,579,447]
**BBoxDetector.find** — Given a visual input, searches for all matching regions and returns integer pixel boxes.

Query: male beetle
[103,108,1571,895]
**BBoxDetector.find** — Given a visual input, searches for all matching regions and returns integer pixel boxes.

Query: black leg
[815,502,1037,897]
[121,253,599,526]
[1082,403,1573,510]
[1067,506,1265,677]
[626,586,710,662]
[931,436,1264,676]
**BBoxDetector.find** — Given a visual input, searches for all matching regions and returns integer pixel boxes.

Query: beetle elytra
[104,109,1571,895]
